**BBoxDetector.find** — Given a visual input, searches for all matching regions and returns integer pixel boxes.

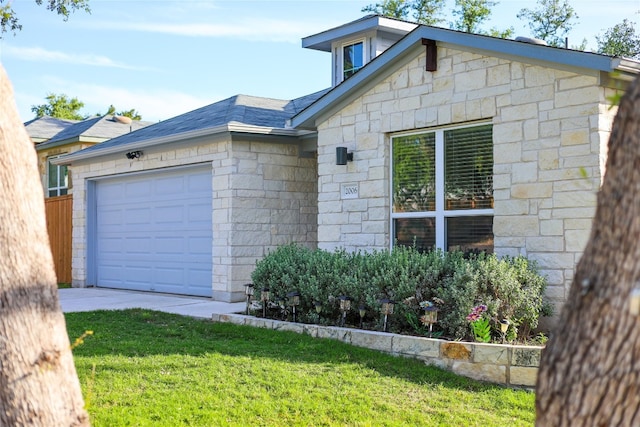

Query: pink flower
[466,304,488,322]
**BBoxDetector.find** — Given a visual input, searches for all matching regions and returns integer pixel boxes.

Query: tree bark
[0,66,89,425]
[536,77,640,425]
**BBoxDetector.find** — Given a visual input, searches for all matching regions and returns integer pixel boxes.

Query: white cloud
[39,78,216,122]
[86,17,333,43]
[2,45,148,70]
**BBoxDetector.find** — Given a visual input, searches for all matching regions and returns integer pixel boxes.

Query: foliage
[103,104,143,120]
[517,0,578,48]
[411,0,446,25]
[467,304,491,342]
[447,0,513,38]
[596,18,640,59]
[31,93,86,120]
[362,0,411,19]
[67,309,536,426]
[0,0,90,36]
[362,0,446,25]
[251,244,550,342]
[451,0,496,33]
[31,93,143,121]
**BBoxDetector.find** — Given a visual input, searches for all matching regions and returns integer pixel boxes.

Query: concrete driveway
[59,287,245,319]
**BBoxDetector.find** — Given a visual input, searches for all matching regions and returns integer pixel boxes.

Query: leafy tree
[362,0,445,25]
[570,38,587,51]
[363,0,511,36]
[104,104,143,120]
[517,0,578,48]
[0,0,90,36]
[362,0,411,19]
[449,0,512,38]
[596,18,640,59]
[31,93,86,120]
[410,0,446,26]
[451,0,496,34]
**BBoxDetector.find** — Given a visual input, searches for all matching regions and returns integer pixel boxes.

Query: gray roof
[24,116,78,141]
[63,90,328,160]
[35,115,154,150]
[292,20,640,130]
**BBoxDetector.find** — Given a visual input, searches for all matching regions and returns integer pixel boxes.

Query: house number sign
[341,183,359,199]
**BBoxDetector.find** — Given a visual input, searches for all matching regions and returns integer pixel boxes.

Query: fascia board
[303,16,417,52]
[52,124,314,165]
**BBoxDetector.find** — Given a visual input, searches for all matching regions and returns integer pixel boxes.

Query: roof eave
[52,124,315,165]
[302,15,417,52]
[36,136,107,151]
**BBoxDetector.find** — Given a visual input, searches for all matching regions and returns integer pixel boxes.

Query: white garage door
[94,166,212,297]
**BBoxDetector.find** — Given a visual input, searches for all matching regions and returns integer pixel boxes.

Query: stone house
[57,15,640,311]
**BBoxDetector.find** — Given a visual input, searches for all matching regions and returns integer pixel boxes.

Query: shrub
[250,244,551,342]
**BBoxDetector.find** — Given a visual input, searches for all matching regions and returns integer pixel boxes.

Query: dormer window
[342,40,364,80]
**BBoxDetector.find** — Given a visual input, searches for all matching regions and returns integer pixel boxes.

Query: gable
[292,25,640,131]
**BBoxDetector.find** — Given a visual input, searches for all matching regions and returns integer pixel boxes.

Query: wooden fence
[45,195,72,284]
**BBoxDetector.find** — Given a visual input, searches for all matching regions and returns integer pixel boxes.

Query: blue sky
[1,0,639,123]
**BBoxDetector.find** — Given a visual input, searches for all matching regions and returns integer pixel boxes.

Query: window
[391,123,494,253]
[343,41,364,80]
[47,157,68,197]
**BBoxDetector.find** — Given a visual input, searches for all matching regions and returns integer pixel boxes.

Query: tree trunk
[0,66,89,425]
[536,77,640,425]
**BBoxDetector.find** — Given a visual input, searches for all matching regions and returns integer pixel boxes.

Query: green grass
[66,309,535,426]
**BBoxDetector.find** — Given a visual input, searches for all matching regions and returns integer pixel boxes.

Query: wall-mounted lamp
[126,150,143,159]
[336,147,353,165]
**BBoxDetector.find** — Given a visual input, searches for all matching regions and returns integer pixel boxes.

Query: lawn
[66,309,535,426]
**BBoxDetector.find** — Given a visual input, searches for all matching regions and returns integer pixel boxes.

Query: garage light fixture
[126,150,143,159]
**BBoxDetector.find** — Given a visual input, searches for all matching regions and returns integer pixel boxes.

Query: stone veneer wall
[212,313,542,388]
[315,45,621,314]
[214,140,317,301]
[70,137,317,302]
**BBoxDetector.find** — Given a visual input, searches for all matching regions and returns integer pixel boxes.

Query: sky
[1,0,639,123]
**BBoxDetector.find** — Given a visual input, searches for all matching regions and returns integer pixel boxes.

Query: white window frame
[340,38,366,82]
[390,122,494,251]
[47,155,68,197]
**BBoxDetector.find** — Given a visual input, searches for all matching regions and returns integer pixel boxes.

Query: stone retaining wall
[211,312,542,388]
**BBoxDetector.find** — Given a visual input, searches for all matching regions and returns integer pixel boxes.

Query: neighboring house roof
[292,20,640,130]
[35,115,154,150]
[57,90,328,164]
[24,116,78,143]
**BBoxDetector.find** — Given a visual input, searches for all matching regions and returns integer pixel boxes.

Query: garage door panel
[95,167,213,297]
[123,237,152,255]
[155,205,184,224]
[155,237,185,255]
[188,173,212,191]
[125,180,152,197]
[154,268,185,286]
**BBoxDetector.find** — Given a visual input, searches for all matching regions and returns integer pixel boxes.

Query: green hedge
[250,244,551,342]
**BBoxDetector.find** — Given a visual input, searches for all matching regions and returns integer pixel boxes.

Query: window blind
[444,125,493,210]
